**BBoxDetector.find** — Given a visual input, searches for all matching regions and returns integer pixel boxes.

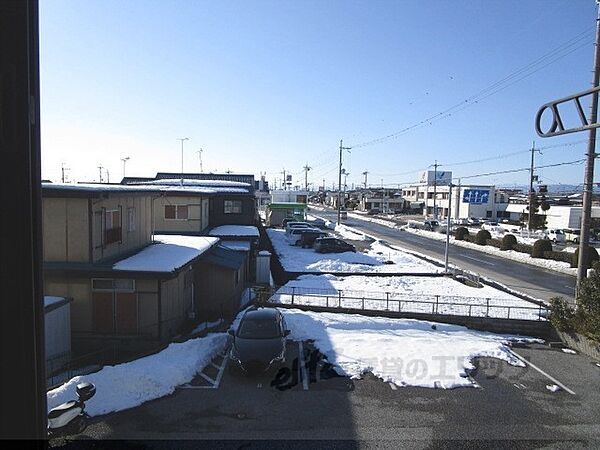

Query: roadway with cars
[311,208,577,303]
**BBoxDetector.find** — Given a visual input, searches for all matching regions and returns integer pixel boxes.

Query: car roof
[243,307,281,320]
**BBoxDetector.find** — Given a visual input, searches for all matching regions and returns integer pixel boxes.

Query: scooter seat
[48,400,78,419]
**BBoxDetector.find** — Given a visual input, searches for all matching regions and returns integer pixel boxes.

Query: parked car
[228,307,289,375]
[287,227,322,245]
[285,222,312,235]
[423,220,440,231]
[313,237,356,253]
[564,229,581,244]
[545,229,566,244]
[467,217,481,226]
[299,230,329,248]
[367,208,381,215]
[481,221,499,231]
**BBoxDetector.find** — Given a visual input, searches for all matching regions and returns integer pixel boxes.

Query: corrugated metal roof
[205,246,246,270]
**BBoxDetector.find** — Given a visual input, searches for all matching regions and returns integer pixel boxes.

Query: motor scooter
[47,382,96,437]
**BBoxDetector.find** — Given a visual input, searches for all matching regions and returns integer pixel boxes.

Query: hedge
[501,234,517,251]
[475,230,491,245]
[455,227,469,241]
[542,250,573,264]
[571,246,600,269]
[532,239,553,258]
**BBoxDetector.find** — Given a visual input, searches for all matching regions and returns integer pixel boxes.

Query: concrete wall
[152,195,209,234]
[43,198,90,262]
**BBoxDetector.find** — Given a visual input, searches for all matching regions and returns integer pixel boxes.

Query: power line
[349,28,594,150]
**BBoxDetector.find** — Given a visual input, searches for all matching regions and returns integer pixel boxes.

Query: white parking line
[511,350,576,395]
[298,341,309,391]
[212,353,228,389]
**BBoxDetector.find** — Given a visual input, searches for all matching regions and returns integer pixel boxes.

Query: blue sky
[40,0,598,190]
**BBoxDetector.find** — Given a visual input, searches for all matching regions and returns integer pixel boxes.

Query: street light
[177,138,189,185]
[121,157,130,179]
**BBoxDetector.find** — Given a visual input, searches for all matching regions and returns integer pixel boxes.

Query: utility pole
[197,148,203,173]
[177,137,189,185]
[527,142,541,231]
[61,163,69,183]
[97,165,103,183]
[433,160,438,220]
[577,3,600,291]
[105,169,110,184]
[281,169,287,191]
[445,183,454,273]
[121,156,130,179]
[303,164,311,191]
[362,171,368,189]
[337,139,351,225]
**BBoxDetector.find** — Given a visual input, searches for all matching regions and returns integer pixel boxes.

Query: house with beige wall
[42,183,250,357]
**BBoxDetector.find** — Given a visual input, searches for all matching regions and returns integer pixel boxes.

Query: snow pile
[280,309,540,389]
[47,333,227,417]
[334,223,368,241]
[272,274,544,320]
[113,235,219,272]
[266,228,437,273]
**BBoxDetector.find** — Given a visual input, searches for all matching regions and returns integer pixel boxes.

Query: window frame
[224,200,243,214]
[164,204,189,220]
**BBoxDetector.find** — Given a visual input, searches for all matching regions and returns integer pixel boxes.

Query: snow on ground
[113,235,219,272]
[271,274,545,320]
[267,228,438,273]
[334,223,368,241]
[46,333,227,417]
[279,308,541,389]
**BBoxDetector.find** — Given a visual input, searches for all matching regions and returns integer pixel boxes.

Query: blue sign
[463,189,489,204]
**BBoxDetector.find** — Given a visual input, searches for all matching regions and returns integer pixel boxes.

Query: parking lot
[65,339,600,447]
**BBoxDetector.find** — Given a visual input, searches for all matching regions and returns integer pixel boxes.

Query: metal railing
[266,286,548,321]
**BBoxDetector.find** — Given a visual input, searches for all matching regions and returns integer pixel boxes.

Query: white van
[545,229,566,244]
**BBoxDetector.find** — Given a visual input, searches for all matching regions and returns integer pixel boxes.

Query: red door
[92,292,114,334]
[116,293,137,334]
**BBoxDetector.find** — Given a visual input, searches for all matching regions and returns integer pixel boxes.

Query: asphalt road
[65,341,600,448]
[312,209,577,303]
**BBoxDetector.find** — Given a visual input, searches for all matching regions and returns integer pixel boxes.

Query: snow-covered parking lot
[47,307,542,419]
[266,228,440,273]
[270,274,547,320]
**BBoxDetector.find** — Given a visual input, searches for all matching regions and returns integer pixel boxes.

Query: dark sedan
[228,307,290,375]
[313,237,356,253]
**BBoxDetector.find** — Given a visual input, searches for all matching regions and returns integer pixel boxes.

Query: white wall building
[544,205,600,229]
[401,170,508,220]
[271,189,309,204]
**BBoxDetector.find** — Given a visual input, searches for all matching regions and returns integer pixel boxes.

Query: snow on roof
[219,241,251,252]
[112,235,219,272]
[44,296,66,308]
[208,225,259,238]
[137,178,252,188]
[42,181,252,195]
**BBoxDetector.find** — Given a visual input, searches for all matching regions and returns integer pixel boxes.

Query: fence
[265,286,548,321]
